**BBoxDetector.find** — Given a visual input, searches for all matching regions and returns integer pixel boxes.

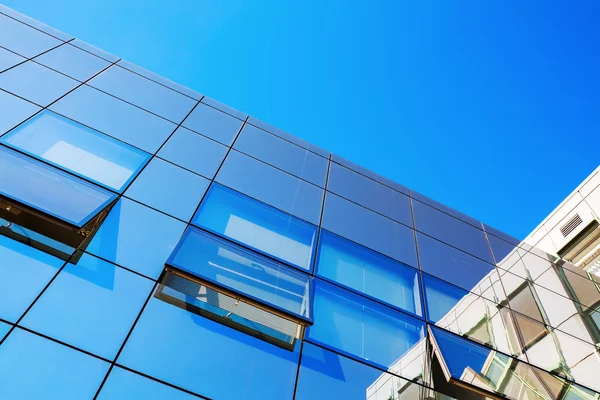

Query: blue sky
[7,0,599,239]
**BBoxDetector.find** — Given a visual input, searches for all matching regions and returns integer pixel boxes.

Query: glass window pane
[0,5,72,40]
[0,13,62,57]
[411,190,482,228]
[193,184,318,271]
[322,193,418,268]
[86,198,186,279]
[34,43,110,81]
[20,254,154,359]
[327,162,412,225]
[317,230,422,317]
[50,85,177,153]
[423,273,473,323]
[216,150,323,225]
[97,367,199,400]
[88,65,197,123]
[417,233,497,296]
[234,124,329,187]
[0,90,41,135]
[2,110,151,191]
[201,96,247,120]
[0,146,116,226]
[308,279,426,369]
[182,103,244,146]
[0,47,25,72]
[0,321,10,341]
[0,60,79,106]
[487,233,519,265]
[331,154,409,195]
[70,39,119,62]
[0,328,109,399]
[125,158,209,221]
[296,342,435,400]
[168,227,312,320]
[157,127,227,179]
[0,236,63,322]
[118,297,299,399]
[413,200,493,263]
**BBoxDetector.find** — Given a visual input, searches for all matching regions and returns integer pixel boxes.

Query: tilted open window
[0,146,117,262]
[157,227,313,350]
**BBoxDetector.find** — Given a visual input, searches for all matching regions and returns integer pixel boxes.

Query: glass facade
[0,6,599,399]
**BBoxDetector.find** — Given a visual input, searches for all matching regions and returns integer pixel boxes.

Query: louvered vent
[560,214,583,238]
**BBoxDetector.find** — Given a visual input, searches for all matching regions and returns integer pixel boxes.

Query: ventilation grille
[560,214,583,238]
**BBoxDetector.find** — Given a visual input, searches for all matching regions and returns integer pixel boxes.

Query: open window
[0,146,117,262]
[156,227,313,350]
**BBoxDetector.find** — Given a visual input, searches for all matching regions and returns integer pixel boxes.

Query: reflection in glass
[317,230,422,316]
[193,183,318,271]
[34,43,111,82]
[2,110,150,191]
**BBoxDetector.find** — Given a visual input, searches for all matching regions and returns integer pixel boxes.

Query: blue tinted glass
[0,5,72,40]
[413,200,493,263]
[411,190,482,228]
[0,236,63,322]
[0,328,109,399]
[417,233,496,295]
[201,96,247,120]
[70,39,119,62]
[308,279,425,369]
[0,61,79,106]
[487,233,519,264]
[88,65,197,123]
[317,231,422,316]
[0,13,62,57]
[125,158,209,221]
[322,193,418,268]
[182,103,244,145]
[327,162,412,225]
[430,326,489,378]
[330,155,409,195]
[20,253,153,359]
[34,43,111,81]
[234,124,329,187]
[118,297,299,399]
[193,184,318,271]
[86,199,186,279]
[51,85,177,153]
[2,111,151,191]
[97,367,199,400]
[157,127,228,178]
[296,342,428,400]
[169,227,312,320]
[0,90,41,135]
[0,321,10,341]
[0,47,25,71]
[0,146,116,226]
[217,150,324,224]
[422,273,471,323]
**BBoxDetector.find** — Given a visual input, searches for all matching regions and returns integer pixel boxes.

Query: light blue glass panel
[422,273,471,323]
[331,155,409,195]
[328,162,412,225]
[216,150,323,225]
[234,124,329,187]
[193,184,318,271]
[20,253,154,359]
[0,13,62,57]
[308,279,425,369]
[322,193,418,268]
[201,96,247,120]
[0,328,109,399]
[0,146,116,226]
[70,39,119,62]
[125,158,209,221]
[0,47,25,71]
[0,5,72,40]
[411,190,481,228]
[86,198,186,280]
[182,103,244,145]
[97,367,199,400]
[0,61,79,106]
[118,297,299,399]
[412,200,493,263]
[88,65,197,123]
[2,111,151,191]
[51,85,177,153]
[34,43,111,81]
[317,231,422,316]
[169,227,312,320]
[158,127,227,178]
[0,90,41,135]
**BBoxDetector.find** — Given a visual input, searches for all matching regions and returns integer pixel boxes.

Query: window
[193,183,318,272]
[2,111,151,192]
[0,146,117,261]
[162,227,312,349]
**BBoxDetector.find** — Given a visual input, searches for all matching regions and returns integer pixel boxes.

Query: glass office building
[0,6,599,399]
